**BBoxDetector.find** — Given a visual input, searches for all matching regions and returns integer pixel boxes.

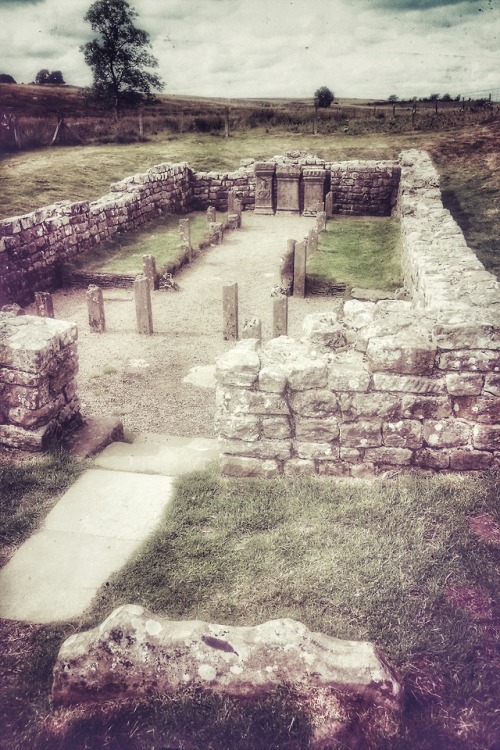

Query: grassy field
[0,462,498,749]
[308,217,401,291]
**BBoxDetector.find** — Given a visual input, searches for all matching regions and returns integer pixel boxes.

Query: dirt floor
[26,213,337,438]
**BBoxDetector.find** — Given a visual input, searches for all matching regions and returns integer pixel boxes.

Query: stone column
[302,168,326,216]
[273,295,288,337]
[316,211,327,232]
[276,165,301,214]
[325,191,334,218]
[179,218,191,261]
[293,241,307,298]
[34,291,54,318]
[280,239,296,295]
[253,162,276,215]
[307,229,318,254]
[241,317,262,344]
[142,254,158,291]
[207,206,216,223]
[134,275,153,335]
[223,282,238,340]
[86,285,105,333]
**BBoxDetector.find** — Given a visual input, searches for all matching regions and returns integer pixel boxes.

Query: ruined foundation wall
[216,150,500,477]
[0,313,80,451]
[0,163,192,307]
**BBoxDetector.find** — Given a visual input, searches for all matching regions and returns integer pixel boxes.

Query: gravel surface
[27,213,335,438]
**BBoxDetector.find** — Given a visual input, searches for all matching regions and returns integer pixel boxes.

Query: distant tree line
[35,69,66,85]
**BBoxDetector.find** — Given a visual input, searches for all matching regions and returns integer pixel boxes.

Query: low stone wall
[0,163,192,307]
[0,313,80,451]
[329,160,400,215]
[216,150,500,477]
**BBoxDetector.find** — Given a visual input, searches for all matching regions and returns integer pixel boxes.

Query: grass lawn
[308,217,401,291]
[72,210,224,275]
[1,457,498,750]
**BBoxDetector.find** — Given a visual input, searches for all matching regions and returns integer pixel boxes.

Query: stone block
[438,350,500,372]
[340,393,402,422]
[373,373,445,394]
[364,447,413,465]
[295,417,340,442]
[221,439,292,460]
[328,353,371,393]
[272,296,288,338]
[294,441,338,460]
[8,394,65,429]
[216,345,260,388]
[484,374,500,397]
[340,448,363,463]
[293,241,306,299]
[340,421,382,448]
[449,450,493,471]
[433,323,500,351]
[3,381,51,410]
[241,317,262,344]
[220,456,280,478]
[414,448,450,470]
[343,299,376,330]
[134,275,153,335]
[86,285,106,333]
[261,416,292,440]
[445,373,484,396]
[223,282,238,341]
[290,389,338,417]
[222,389,289,416]
[472,424,500,451]
[0,422,50,451]
[276,165,301,214]
[283,459,316,476]
[258,365,287,393]
[302,313,346,350]
[316,460,350,477]
[382,420,423,449]
[452,396,500,425]
[253,162,275,215]
[286,358,328,390]
[423,419,471,448]
[366,333,436,375]
[218,414,260,442]
[400,395,451,420]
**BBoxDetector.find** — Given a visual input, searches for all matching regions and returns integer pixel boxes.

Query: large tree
[81,0,164,110]
[314,86,334,109]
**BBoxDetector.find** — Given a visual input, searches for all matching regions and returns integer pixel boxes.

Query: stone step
[92,433,219,476]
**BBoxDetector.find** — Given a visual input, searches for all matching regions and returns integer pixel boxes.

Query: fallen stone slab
[52,605,402,747]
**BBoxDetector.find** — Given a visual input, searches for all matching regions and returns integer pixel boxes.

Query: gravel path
[27,213,335,438]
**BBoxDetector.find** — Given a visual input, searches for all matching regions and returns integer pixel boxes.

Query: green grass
[73,210,224,275]
[308,217,401,290]
[1,459,498,749]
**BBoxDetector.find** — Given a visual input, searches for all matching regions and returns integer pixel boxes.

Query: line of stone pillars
[223,282,288,343]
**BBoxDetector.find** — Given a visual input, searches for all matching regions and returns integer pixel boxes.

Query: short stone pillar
[302,168,326,216]
[241,317,262,344]
[223,282,238,340]
[307,228,318,254]
[253,162,276,215]
[293,240,307,298]
[325,191,334,218]
[86,285,105,333]
[227,213,240,230]
[34,291,54,318]
[134,275,153,335]
[208,222,224,245]
[272,295,288,337]
[207,206,216,223]
[316,211,327,232]
[0,313,80,451]
[276,165,301,214]
[142,254,158,291]
[179,218,192,261]
[280,239,296,295]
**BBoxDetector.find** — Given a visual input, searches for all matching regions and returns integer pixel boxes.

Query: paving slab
[93,434,219,476]
[0,469,173,623]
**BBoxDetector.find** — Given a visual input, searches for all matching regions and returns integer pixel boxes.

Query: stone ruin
[215,150,500,477]
[0,149,498,467]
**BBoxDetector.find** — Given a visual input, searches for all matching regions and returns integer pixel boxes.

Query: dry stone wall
[216,150,500,477]
[0,312,80,450]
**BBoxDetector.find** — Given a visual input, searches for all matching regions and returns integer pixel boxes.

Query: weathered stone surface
[445,373,484,396]
[52,606,402,749]
[261,416,292,440]
[302,312,346,350]
[328,350,371,392]
[241,317,262,343]
[383,420,423,449]
[294,441,338,459]
[364,447,413,465]
[290,389,338,417]
[258,364,287,393]
[433,323,500,351]
[373,373,445,394]
[216,344,260,388]
[295,417,340,442]
[414,448,450,470]
[438,350,500,372]
[221,438,292,460]
[343,299,376,330]
[400,395,451,420]
[472,424,500,451]
[484,374,500,397]
[219,388,289,416]
[340,421,382,448]
[423,419,471,448]
[286,357,328,390]
[218,413,260,441]
[452,396,500,425]
[366,333,436,375]
[283,458,316,476]
[220,455,281,477]
[340,393,402,422]
[449,450,493,471]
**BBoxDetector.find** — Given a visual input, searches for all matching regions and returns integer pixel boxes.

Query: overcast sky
[1,0,499,100]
